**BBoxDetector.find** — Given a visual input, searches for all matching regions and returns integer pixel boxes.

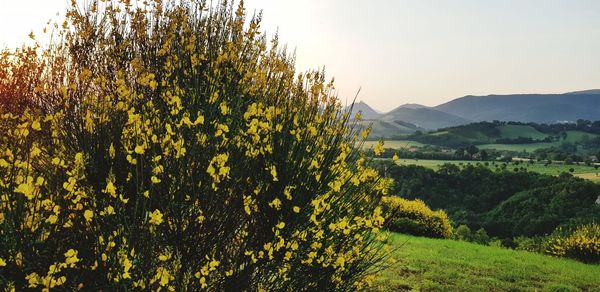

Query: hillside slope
[354,120,426,139]
[376,233,600,291]
[348,101,381,120]
[379,107,471,130]
[434,93,600,123]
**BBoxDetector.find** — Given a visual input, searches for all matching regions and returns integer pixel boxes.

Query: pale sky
[2,0,600,111]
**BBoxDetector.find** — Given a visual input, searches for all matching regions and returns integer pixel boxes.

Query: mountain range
[349,90,600,138]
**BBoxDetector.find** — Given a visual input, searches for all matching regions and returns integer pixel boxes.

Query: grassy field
[396,159,600,182]
[363,140,426,149]
[478,142,558,152]
[372,129,600,153]
[470,130,599,152]
[375,233,600,291]
[497,125,549,140]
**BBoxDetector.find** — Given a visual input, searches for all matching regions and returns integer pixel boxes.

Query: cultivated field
[363,140,425,149]
[395,159,600,182]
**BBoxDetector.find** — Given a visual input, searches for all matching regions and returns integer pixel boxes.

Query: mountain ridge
[351,89,600,137]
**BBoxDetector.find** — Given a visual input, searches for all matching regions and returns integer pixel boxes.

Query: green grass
[478,131,599,152]
[375,233,600,291]
[396,159,600,182]
[497,125,549,140]
[564,131,600,143]
[478,142,558,152]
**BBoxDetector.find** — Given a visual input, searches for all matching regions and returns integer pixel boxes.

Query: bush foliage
[381,197,452,239]
[545,223,600,263]
[0,0,392,290]
[379,162,600,238]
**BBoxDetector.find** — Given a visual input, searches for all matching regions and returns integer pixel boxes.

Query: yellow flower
[15,252,22,267]
[0,258,6,267]
[152,267,171,286]
[46,214,58,225]
[361,128,371,139]
[64,249,80,266]
[109,143,116,158]
[26,272,40,288]
[293,206,300,213]
[373,140,384,156]
[104,181,117,197]
[270,165,278,181]
[75,152,84,164]
[51,157,61,165]
[220,102,230,115]
[194,115,205,125]
[15,182,36,200]
[392,153,399,162]
[134,145,145,155]
[31,120,41,131]
[151,176,161,184]
[149,209,164,225]
[84,210,94,222]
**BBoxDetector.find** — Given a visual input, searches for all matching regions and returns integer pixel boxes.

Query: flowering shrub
[0,0,392,290]
[545,223,600,263]
[381,197,453,239]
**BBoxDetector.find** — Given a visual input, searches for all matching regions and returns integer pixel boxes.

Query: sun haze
[3,0,600,111]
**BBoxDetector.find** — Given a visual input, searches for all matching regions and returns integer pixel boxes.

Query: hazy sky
[2,0,600,111]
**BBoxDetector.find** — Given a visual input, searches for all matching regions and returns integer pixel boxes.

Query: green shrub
[453,225,472,241]
[0,1,392,290]
[472,228,490,245]
[513,236,546,253]
[381,197,453,238]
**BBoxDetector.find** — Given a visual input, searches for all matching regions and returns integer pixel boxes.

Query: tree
[473,228,491,245]
[480,150,489,161]
[466,145,479,157]
[454,225,472,241]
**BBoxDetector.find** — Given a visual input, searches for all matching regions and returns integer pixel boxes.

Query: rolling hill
[379,106,471,130]
[403,121,600,149]
[350,89,600,138]
[434,92,600,123]
[353,119,426,139]
[377,233,600,291]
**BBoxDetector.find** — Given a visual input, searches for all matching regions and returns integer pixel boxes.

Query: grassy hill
[355,120,425,139]
[497,124,548,140]
[406,122,600,150]
[376,233,600,291]
[363,140,425,149]
[379,106,471,131]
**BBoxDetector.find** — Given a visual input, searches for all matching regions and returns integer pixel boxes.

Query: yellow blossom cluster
[545,223,600,263]
[381,196,453,239]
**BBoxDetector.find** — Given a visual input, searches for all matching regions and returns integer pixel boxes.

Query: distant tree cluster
[376,162,600,239]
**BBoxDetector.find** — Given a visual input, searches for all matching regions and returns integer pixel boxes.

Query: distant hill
[347,101,381,120]
[352,89,600,135]
[397,103,428,110]
[434,92,600,123]
[405,121,600,148]
[566,89,600,95]
[379,107,471,130]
